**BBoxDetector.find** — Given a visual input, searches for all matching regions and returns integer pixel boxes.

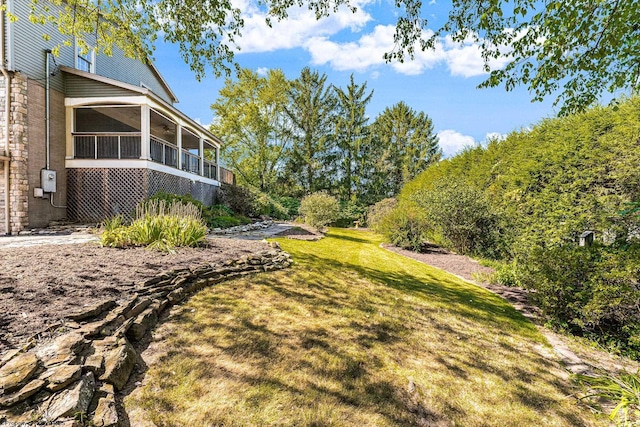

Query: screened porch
[70,105,225,182]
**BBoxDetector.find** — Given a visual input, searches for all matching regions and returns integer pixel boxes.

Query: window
[76,42,95,73]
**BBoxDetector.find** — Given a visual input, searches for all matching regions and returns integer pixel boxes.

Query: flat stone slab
[0,379,45,407]
[41,365,82,392]
[0,352,39,393]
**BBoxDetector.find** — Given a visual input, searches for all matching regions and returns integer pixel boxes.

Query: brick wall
[26,78,68,227]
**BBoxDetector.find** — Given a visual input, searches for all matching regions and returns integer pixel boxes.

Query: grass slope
[125,229,606,426]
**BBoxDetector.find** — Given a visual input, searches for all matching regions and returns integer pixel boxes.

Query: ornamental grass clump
[100,199,207,251]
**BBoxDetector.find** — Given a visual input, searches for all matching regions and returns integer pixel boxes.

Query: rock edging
[0,245,291,426]
[210,220,274,235]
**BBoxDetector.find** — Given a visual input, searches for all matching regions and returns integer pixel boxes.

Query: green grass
[125,228,608,426]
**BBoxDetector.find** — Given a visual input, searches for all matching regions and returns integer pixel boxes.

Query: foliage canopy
[27,0,640,112]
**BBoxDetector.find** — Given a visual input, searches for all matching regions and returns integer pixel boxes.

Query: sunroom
[61,67,233,222]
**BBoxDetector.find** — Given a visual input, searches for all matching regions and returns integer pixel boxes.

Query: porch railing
[150,135,178,168]
[181,150,200,174]
[203,160,217,180]
[73,133,142,159]
[72,132,234,184]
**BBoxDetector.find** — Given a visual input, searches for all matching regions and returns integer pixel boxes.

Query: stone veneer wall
[0,246,291,426]
[0,73,30,235]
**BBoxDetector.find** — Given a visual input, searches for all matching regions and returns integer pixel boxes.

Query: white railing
[72,132,233,183]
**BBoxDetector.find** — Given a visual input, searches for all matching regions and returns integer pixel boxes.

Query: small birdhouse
[579,231,594,247]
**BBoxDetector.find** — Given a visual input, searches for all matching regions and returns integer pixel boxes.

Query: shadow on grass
[127,229,594,427]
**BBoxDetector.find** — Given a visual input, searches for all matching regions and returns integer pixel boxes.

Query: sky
[151,0,565,158]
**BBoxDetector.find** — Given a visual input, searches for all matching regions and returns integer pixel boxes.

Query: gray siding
[64,74,140,99]
[7,0,174,103]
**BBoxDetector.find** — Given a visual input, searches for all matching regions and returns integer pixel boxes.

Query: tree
[371,102,441,197]
[284,67,337,196]
[333,75,373,201]
[30,1,640,112]
[210,68,292,193]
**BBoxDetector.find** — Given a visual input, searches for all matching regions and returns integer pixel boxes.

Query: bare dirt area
[0,237,270,356]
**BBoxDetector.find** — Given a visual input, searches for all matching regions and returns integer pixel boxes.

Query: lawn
[125,228,606,426]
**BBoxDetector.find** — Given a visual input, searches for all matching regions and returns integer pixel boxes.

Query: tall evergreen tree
[371,101,441,197]
[333,75,373,201]
[284,68,337,196]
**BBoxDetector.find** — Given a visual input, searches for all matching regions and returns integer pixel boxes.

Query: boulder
[44,372,95,421]
[0,352,39,393]
[100,340,136,390]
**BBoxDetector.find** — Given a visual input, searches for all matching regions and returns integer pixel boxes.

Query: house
[0,0,234,235]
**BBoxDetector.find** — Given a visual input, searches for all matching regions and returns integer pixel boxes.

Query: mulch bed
[0,237,270,356]
[275,224,324,240]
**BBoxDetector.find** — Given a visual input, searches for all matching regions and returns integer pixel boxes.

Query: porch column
[65,106,74,159]
[140,105,150,160]
[199,137,204,176]
[216,147,220,181]
[176,123,182,170]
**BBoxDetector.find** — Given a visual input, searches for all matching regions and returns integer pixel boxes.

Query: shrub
[100,199,207,251]
[411,178,504,258]
[276,196,301,218]
[375,205,427,251]
[333,200,367,228]
[521,243,640,357]
[298,192,340,230]
[252,188,289,219]
[220,183,257,217]
[219,184,289,219]
[367,198,398,233]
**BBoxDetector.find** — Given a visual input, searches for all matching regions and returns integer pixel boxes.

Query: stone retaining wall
[0,246,291,426]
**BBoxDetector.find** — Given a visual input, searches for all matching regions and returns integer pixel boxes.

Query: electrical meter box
[41,169,57,193]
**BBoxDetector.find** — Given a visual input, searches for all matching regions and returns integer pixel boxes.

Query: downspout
[45,49,50,170]
[0,0,11,234]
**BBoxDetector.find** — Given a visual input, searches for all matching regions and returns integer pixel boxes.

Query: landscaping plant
[298,191,340,231]
[576,371,640,426]
[100,199,207,251]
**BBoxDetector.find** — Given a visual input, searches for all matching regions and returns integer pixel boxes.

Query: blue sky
[152,0,565,157]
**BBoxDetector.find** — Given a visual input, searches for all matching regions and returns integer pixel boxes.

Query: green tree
[210,68,292,193]
[371,102,441,198]
[284,67,337,196]
[333,75,373,201]
[30,1,640,111]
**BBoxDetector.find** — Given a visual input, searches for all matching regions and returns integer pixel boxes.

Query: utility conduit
[0,0,11,235]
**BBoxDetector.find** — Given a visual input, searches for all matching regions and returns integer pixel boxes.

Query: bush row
[372,97,640,357]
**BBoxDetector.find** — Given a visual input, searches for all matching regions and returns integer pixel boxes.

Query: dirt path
[381,242,639,376]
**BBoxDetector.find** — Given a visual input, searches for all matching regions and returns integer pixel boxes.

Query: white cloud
[437,130,476,157]
[305,25,394,71]
[484,132,507,142]
[234,0,372,53]
[256,67,269,76]
[442,36,510,77]
[230,0,510,79]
